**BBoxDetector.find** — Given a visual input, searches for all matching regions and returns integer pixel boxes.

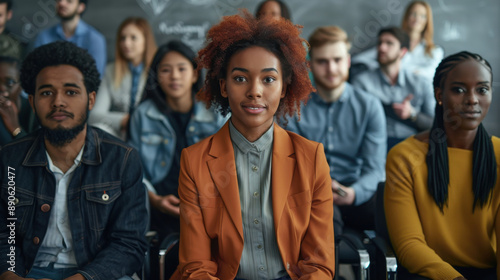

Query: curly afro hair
[197,10,314,123]
[20,41,100,96]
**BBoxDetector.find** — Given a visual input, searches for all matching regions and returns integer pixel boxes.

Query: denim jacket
[128,99,227,186]
[0,127,148,279]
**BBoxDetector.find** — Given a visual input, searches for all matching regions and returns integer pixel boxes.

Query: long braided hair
[427,51,496,212]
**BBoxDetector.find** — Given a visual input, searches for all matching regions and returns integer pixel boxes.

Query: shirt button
[41,204,51,212]
[259,266,265,271]
[253,219,259,224]
[330,166,334,172]
[33,237,40,245]
[163,139,169,145]
[161,161,166,167]
[14,198,19,205]
[252,166,258,172]
[328,126,333,132]
[188,126,195,132]
[328,144,334,150]
[253,192,259,197]
[257,244,263,249]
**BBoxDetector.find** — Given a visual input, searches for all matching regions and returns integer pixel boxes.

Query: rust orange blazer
[176,122,335,280]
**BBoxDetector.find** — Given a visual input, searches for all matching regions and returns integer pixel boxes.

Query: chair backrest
[375,182,391,245]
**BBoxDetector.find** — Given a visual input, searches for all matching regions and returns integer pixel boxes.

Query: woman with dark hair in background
[385,51,498,280]
[128,40,226,240]
[255,0,291,21]
[90,17,157,139]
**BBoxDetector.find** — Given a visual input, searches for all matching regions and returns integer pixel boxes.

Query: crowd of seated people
[1,0,498,280]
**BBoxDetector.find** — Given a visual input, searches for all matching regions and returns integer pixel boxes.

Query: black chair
[335,231,371,280]
[365,182,397,279]
[159,232,180,280]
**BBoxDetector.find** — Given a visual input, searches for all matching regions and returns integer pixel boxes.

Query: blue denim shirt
[285,83,387,205]
[128,99,227,186]
[33,20,107,77]
[0,127,148,279]
[351,67,435,139]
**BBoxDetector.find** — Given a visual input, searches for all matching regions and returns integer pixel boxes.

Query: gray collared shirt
[351,67,435,139]
[34,146,85,268]
[229,121,287,280]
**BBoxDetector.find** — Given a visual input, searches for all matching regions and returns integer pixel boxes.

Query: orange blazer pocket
[287,190,312,209]
[198,196,223,238]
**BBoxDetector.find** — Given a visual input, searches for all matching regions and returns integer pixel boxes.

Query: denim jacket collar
[22,126,102,167]
[145,100,217,123]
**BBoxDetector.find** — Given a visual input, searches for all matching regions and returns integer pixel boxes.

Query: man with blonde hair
[286,26,386,234]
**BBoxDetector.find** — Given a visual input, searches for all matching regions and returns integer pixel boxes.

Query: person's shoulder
[388,136,427,160]
[285,128,322,153]
[80,20,105,39]
[91,126,133,152]
[0,133,39,162]
[491,136,500,153]
[348,83,381,102]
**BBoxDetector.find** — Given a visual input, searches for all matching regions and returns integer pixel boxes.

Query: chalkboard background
[8,0,500,135]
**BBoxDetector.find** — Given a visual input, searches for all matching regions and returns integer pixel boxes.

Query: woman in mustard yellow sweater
[385,51,499,280]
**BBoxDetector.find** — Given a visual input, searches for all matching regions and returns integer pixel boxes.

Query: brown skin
[416,59,492,151]
[0,62,22,135]
[219,46,286,142]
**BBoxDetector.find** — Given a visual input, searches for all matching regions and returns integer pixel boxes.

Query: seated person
[0,41,147,280]
[89,17,157,139]
[0,0,26,59]
[0,56,37,146]
[351,27,435,150]
[32,0,106,77]
[351,1,443,83]
[385,51,498,280]
[128,40,226,241]
[173,11,335,280]
[285,26,386,234]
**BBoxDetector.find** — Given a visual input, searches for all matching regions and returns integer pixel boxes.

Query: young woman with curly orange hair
[173,10,335,280]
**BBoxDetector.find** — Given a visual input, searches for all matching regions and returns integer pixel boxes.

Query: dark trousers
[397,265,496,280]
[334,193,376,236]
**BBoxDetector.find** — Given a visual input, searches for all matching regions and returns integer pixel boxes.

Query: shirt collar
[46,144,85,175]
[229,120,274,154]
[311,83,351,105]
[55,20,87,39]
[377,67,406,87]
[128,62,144,75]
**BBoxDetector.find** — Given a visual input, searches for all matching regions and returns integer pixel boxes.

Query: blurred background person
[351,0,443,84]
[90,17,156,139]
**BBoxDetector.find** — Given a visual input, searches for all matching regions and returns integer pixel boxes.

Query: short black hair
[0,0,12,11]
[378,26,409,50]
[0,55,20,71]
[20,41,100,96]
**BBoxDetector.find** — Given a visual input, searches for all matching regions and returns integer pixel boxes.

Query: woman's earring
[438,101,442,105]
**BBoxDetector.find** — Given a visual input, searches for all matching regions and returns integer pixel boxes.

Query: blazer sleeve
[177,148,219,280]
[296,143,335,279]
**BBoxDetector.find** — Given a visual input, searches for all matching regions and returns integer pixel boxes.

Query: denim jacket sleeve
[77,148,148,280]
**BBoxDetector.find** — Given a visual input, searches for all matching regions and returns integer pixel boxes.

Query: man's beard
[377,53,399,67]
[37,107,89,147]
[58,9,79,21]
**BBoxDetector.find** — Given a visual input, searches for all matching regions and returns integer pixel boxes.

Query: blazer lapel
[207,123,244,240]
[271,123,296,233]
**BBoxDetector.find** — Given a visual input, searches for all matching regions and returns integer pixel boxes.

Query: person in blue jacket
[128,40,227,239]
